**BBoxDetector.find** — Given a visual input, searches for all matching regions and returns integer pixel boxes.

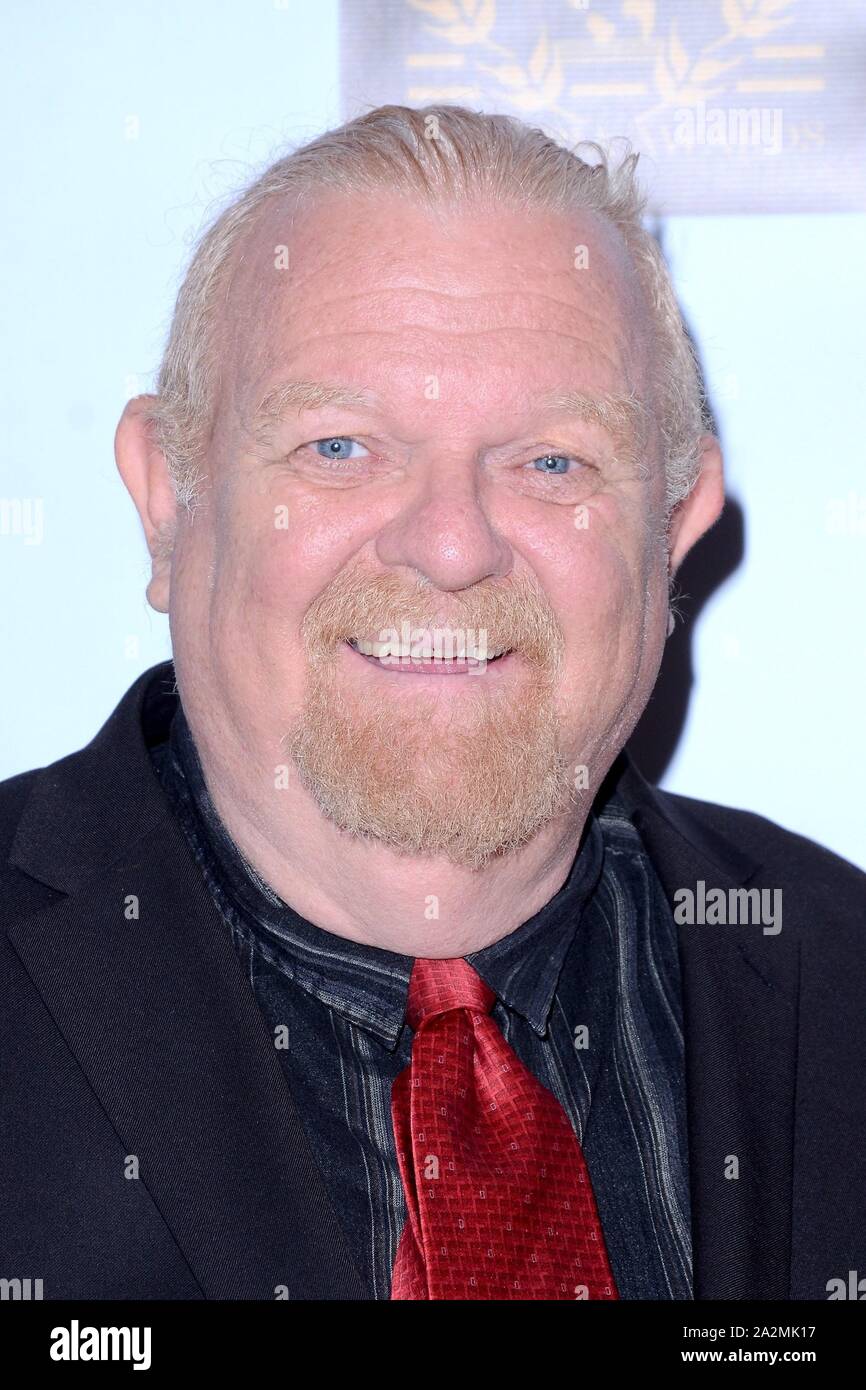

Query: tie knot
[405,957,496,1032]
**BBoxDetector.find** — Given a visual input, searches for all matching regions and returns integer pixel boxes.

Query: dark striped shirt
[150,698,693,1299]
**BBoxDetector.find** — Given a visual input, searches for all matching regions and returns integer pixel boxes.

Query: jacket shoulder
[0,765,41,856]
[658,784,866,909]
[0,763,66,924]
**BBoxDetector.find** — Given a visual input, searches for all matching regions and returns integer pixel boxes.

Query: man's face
[161,190,680,868]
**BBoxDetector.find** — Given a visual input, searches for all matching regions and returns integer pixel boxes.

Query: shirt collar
[153,697,605,1049]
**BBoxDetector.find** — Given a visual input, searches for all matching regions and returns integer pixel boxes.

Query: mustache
[300,566,565,673]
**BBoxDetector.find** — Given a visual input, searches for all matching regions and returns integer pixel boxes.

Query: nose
[374,452,512,592]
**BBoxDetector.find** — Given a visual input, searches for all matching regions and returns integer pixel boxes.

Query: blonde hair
[148,104,707,515]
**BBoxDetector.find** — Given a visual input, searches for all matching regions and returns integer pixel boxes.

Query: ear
[115,395,178,614]
[667,433,725,576]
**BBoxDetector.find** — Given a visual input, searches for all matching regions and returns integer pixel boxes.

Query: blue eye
[313,437,368,461]
[532,454,573,475]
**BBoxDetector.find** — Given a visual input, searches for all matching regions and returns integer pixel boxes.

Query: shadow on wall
[627,493,745,784]
[626,253,745,783]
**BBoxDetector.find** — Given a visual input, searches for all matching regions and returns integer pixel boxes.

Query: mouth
[344,637,513,676]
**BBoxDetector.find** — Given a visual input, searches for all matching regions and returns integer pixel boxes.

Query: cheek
[551,507,659,691]
[567,548,635,660]
[542,497,649,627]
[237,488,374,629]
[241,534,322,632]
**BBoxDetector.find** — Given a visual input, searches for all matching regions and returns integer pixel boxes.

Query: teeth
[348,637,507,660]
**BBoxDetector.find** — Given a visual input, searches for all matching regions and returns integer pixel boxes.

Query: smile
[344,639,513,676]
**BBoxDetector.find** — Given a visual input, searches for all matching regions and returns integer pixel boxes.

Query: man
[1,105,863,1302]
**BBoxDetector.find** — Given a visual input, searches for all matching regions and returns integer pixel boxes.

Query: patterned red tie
[390,956,619,1300]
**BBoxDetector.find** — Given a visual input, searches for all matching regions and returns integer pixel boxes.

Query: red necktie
[390,956,619,1300]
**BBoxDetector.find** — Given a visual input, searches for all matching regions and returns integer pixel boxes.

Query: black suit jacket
[1,661,864,1300]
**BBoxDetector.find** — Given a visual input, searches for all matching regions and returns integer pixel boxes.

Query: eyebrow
[535,388,651,470]
[249,379,380,443]
[249,378,650,468]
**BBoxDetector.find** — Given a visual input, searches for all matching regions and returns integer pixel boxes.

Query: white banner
[339,0,866,213]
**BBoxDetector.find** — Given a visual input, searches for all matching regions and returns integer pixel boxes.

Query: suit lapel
[7,663,369,1301]
[615,757,800,1299]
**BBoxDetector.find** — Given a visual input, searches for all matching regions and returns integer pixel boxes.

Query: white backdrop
[1,0,863,868]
